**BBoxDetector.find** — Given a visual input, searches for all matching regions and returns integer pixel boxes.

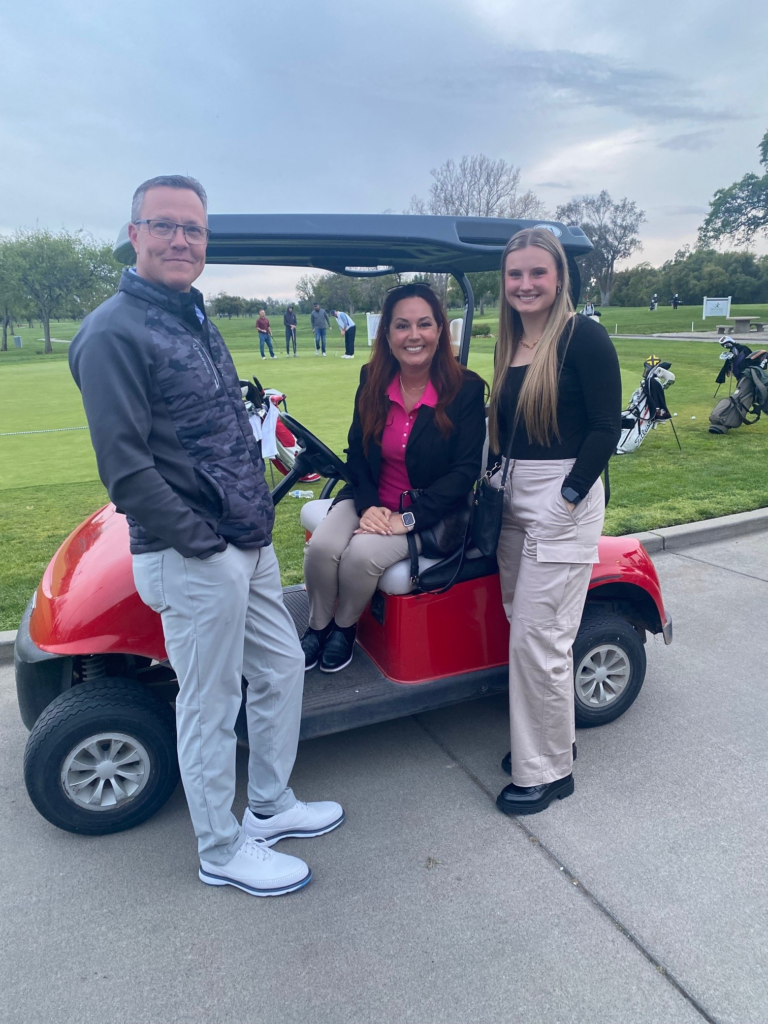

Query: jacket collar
[119,268,206,332]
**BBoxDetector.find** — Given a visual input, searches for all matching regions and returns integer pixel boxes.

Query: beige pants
[496,460,604,787]
[304,499,421,629]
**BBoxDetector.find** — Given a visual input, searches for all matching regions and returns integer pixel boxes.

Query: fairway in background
[3,311,768,629]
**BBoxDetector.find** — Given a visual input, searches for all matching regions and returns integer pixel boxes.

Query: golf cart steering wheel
[271,412,349,505]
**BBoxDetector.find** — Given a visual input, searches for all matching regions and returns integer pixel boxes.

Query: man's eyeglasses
[133,219,210,244]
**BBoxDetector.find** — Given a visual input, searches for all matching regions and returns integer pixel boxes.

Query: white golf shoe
[242,800,345,846]
[199,836,311,897]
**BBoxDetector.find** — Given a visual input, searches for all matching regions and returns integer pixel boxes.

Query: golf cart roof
[113,213,592,275]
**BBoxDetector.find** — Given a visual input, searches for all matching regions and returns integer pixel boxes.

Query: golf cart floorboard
[283,585,508,740]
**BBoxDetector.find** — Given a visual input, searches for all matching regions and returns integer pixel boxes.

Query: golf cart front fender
[14,594,73,729]
[28,503,166,661]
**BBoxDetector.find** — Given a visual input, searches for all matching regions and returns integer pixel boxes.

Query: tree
[408,154,546,220]
[10,230,121,353]
[699,130,768,246]
[0,238,23,352]
[606,247,768,306]
[209,293,246,318]
[556,191,646,305]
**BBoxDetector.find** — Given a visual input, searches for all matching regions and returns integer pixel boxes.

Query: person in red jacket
[256,310,275,359]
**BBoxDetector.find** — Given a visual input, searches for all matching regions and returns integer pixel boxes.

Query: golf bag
[616,356,678,455]
[709,351,768,434]
[240,376,321,481]
[714,338,755,385]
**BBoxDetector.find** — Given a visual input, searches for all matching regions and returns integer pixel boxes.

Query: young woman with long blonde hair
[490,228,621,816]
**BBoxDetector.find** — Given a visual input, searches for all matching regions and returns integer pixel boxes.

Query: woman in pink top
[302,284,486,673]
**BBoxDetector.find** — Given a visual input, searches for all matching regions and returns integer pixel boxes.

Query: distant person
[672,293,680,309]
[69,174,343,898]
[310,303,330,356]
[256,309,275,359]
[331,309,356,358]
[649,293,658,312]
[583,300,595,316]
[283,305,297,356]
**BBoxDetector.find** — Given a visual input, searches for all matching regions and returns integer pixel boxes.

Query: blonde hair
[488,228,575,451]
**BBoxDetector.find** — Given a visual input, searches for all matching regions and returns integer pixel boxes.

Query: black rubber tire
[23,679,179,835]
[573,611,646,728]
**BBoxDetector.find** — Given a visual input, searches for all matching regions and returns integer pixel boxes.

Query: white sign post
[366,313,381,347]
[702,296,731,319]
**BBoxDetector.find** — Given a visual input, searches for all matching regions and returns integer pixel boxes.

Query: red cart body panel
[29,504,668,683]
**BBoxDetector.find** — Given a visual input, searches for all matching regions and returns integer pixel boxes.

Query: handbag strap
[497,418,516,488]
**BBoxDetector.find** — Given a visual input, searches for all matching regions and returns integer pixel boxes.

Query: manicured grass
[3,310,768,629]
[471,303,768,337]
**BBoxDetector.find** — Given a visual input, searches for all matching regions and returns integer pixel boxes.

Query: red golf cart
[14,214,672,835]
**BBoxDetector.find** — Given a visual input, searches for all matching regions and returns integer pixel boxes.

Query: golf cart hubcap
[575,644,630,707]
[61,732,150,810]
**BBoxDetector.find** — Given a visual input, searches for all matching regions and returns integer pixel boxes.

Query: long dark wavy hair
[359,283,467,454]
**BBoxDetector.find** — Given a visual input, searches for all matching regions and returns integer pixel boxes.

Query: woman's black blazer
[336,365,486,532]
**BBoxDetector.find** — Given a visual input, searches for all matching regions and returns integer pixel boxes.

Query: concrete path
[1,533,766,1024]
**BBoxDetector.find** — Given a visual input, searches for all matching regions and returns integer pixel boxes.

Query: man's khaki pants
[132,543,305,866]
[496,460,604,788]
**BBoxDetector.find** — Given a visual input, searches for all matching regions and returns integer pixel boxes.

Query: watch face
[402,512,415,527]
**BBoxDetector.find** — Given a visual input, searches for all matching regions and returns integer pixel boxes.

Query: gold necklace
[519,336,541,350]
[400,375,428,393]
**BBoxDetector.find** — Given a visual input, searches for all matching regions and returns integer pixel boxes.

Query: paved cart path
[1,533,766,1024]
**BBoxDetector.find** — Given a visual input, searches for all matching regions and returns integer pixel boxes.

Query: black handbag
[470,429,515,557]
[400,490,473,591]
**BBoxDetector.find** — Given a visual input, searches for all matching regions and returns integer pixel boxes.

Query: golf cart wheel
[573,612,646,728]
[23,679,179,835]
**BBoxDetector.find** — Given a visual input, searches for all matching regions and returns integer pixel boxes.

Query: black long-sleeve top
[495,315,622,499]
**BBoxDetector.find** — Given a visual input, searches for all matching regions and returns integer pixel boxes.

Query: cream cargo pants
[496,460,604,787]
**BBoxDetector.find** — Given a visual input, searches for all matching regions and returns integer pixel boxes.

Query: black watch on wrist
[561,486,582,506]
[401,510,416,531]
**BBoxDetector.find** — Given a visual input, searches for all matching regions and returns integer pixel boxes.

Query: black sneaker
[319,624,357,673]
[301,624,332,671]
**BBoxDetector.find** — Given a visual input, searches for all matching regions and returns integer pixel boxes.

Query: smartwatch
[561,486,582,506]
[401,510,416,531]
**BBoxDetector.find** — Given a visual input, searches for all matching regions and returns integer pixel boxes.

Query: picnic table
[726,316,763,333]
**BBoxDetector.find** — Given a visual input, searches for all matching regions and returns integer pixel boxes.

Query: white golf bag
[616,358,677,455]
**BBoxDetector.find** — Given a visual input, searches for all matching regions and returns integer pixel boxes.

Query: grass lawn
[2,308,768,630]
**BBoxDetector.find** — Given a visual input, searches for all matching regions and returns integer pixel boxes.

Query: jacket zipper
[194,340,221,390]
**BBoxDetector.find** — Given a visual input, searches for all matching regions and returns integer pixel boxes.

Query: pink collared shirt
[377,375,439,512]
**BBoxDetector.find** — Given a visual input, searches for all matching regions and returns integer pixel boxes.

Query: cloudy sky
[2,0,766,298]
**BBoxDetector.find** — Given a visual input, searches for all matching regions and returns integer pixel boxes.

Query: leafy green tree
[0,238,23,352]
[209,293,245,318]
[607,247,768,306]
[556,191,645,305]
[10,230,120,353]
[699,131,768,246]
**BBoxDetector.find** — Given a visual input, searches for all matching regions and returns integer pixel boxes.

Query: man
[283,305,297,356]
[310,302,330,355]
[69,175,343,897]
[255,309,275,359]
[331,309,356,358]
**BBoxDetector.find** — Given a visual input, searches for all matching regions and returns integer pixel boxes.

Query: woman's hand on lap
[356,506,392,535]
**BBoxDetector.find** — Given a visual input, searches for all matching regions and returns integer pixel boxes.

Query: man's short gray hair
[131,175,208,222]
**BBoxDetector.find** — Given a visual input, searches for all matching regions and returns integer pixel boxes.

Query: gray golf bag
[709,356,768,434]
